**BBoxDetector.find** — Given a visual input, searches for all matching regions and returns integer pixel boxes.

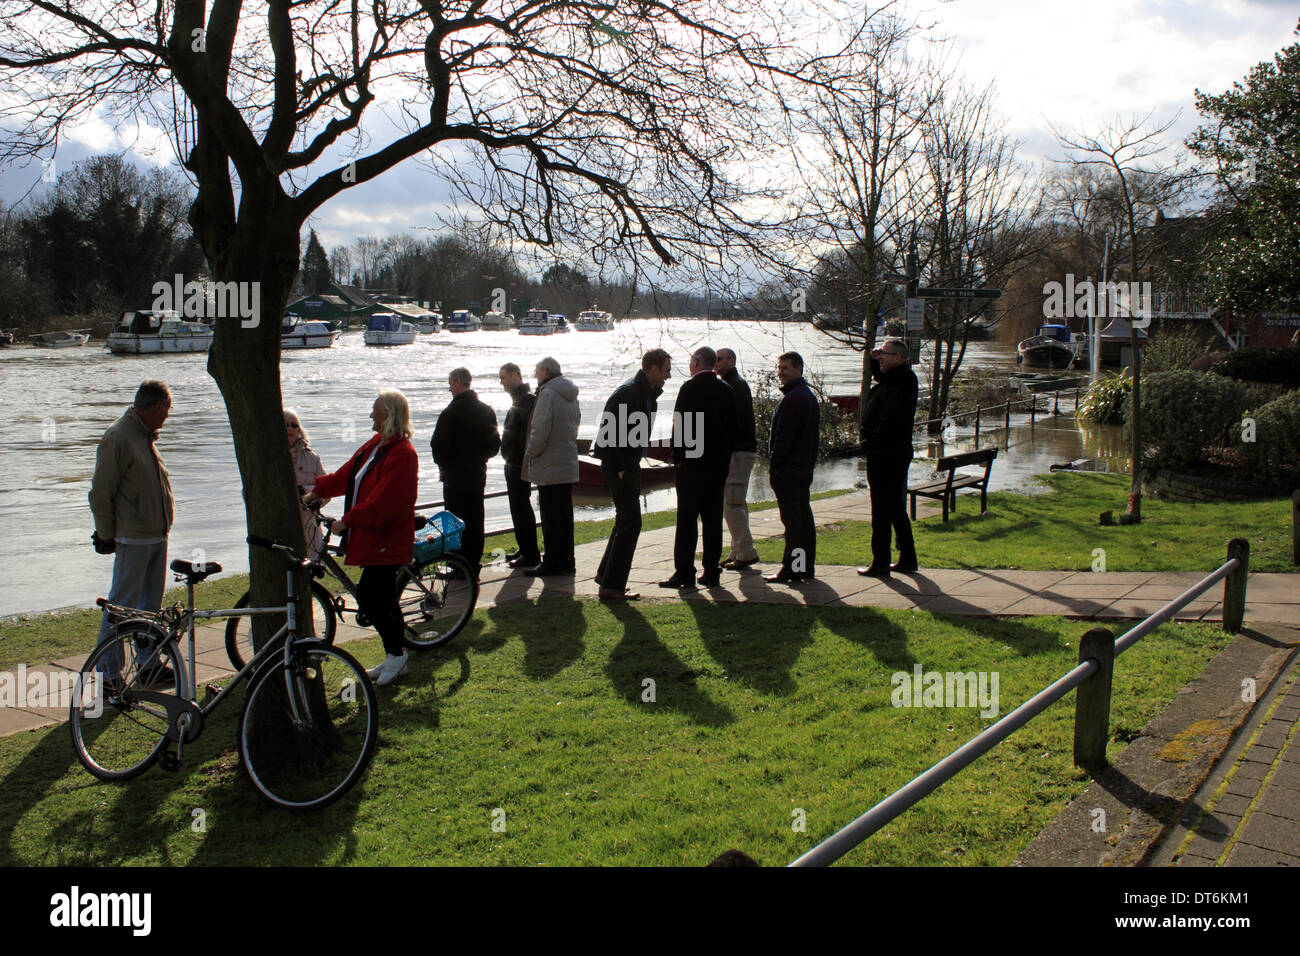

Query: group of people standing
[89,337,920,689]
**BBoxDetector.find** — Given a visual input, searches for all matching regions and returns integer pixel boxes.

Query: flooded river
[0,319,1122,616]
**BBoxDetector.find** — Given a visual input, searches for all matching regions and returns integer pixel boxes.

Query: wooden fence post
[975,404,982,442]
[1073,627,1116,773]
[1004,401,1011,431]
[1223,538,1250,634]
[1030,399,1037,425]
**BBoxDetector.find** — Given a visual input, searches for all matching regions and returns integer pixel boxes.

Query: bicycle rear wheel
[69,621,185,781]
[238,644,378,811]
[396,553,478,650]
[224,580,337,670]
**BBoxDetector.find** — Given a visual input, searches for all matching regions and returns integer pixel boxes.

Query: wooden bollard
[1223,537,1250,634]
[1293,491,1299,566]
[1004,401,1011,430]
[1053,391,1061,415]
[1073,627,1116,773]
[975,404,982,442]
[1030,400,1037,425]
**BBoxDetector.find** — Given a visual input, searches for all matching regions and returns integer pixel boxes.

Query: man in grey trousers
[89,380,175,645]
[716,347,759,569]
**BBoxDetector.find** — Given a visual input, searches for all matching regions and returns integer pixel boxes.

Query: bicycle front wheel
[396,553,478,650]
[70,621,185,781]
[224,580,337,670]
[238,644,378,811]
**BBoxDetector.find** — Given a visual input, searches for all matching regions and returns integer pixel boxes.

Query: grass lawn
[0,600,1228,866]
[758,472,1299,574]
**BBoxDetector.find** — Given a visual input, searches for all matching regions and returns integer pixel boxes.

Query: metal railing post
[974,404,981,442]
[1223,538,1250,634]
[1030,399,1037,425]
[1004,400,1010,431]
[1073,627,1115,773]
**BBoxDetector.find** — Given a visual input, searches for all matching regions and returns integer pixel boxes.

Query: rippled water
[0,319,1110,616]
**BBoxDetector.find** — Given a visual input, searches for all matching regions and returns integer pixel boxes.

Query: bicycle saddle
[170,559,222,581]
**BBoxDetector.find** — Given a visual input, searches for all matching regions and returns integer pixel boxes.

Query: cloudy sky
[2,0,1295,261]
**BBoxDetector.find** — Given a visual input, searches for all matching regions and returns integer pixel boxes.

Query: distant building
[284,283,378,330]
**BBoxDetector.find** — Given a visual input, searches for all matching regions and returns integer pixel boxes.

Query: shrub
[1144,326,1207,373]
[1211,344,1300,388]
[1078,371,1131,425]
[752,369,859,457]
[1242,389,1300,486]
[1128,370,1252,468]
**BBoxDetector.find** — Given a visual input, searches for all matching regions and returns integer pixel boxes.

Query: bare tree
[0,1,833,622]
[1054,113,1191,521]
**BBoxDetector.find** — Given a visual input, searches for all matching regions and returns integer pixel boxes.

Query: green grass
[0,600,1227,866]
[759,472,1299,573]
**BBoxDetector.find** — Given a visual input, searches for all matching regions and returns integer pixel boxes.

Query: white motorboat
[481,311,515,330]
[33,330,91,348]
[281,317,340,349]
[363,312,417,346]
[550,313,570,333]
[444,309,482,332]
[574,308,614,331]
[106,312,212,353]
[519,308,556,335]
[415,312,442,333]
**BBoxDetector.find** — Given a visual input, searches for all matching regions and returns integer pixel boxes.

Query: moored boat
[0,328,16,347]
[33,329,91,349]
[445,309,482,332]
[519,308,556,335]
[106,312,211,353]
[481,311,515,330]
[362,312,417,346]
[281,316,340,349]
[1017,324,1084,369]
[574,308,614,331]
[550,313,570,333]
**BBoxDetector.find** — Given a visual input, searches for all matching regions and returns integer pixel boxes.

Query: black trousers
[504,464,539,562]
[537,483,575,571]
[673,469,725,579]
[597,462,642,591]
[866,453,916,568]
[357,564,405,656]
[443,483,485,570]
[770,465,815,577]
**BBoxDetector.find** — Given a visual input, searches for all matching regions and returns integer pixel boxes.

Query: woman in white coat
[520,357,580,575]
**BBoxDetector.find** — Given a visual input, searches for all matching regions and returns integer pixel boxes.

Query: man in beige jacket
[89,380,175,645]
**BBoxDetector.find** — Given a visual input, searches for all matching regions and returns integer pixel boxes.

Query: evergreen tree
[301,229,331,295]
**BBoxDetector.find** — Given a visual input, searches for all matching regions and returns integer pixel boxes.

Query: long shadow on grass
[684,600,816,696]
[484,580,587,679]
[810,605,917,671]
[604,603,734,726]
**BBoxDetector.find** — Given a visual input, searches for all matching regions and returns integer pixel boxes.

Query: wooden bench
[908,448,997,522]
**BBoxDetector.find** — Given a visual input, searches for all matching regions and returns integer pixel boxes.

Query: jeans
[97,541,168,645]
[504,464,539,563]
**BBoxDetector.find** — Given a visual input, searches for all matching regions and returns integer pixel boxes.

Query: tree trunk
[205,203,309,649]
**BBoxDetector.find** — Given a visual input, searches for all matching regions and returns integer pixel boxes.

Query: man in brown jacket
[89,380,175,645]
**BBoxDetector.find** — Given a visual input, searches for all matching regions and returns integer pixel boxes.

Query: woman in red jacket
[304,389,418,686]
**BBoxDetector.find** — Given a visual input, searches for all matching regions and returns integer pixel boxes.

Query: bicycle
[70,537,379,811]
[224,509,478,670]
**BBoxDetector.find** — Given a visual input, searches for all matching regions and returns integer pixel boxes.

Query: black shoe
[505,550,521,562]
[891,561,919,573]
[508,554,540,568]
[697,573,722,587]
[522,564,573,577]
[722,557,760,570]
[857,566,891,579]
[658,575,697,590]
[764,569,799,584]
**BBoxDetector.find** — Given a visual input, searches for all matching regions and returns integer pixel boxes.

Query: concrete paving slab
[1235,810,1300,857]
[0,708,59,735]
[999,596,1110,618]
[1223,841,1300,866]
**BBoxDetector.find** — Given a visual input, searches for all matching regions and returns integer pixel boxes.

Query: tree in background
[1186,21,1300,315]
[299,229,331,295]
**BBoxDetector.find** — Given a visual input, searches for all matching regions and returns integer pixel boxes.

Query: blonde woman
[285,409,327,554]
[305,390,419,686]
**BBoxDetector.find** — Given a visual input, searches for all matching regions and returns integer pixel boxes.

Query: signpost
[915,287,1003,300]
[905,298,925,332]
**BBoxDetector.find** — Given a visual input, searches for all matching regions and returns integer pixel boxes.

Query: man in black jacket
[499,362,539,568]
[715,347,759,569]
[593,349,671,600]
[857,339,919,578]
[431,367,501,575]
[661,346,738,589]
[765,351,819,584]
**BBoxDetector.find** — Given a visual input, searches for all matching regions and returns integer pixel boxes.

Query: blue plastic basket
[413,511,465,564]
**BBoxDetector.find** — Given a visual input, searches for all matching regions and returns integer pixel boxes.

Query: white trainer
[375,651,408,686]
[366,662,384,680]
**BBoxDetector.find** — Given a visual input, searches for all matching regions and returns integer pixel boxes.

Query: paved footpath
[4,489,1298,864]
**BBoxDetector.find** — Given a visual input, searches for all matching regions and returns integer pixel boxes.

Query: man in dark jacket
[498,363,539,568]
[431,367,501,575]
[660,346,737,589]
[715,347,759,569]
[592,349,671,600]
[765,351,819,584]
[857,339,919,578]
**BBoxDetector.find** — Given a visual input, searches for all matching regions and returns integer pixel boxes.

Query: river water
[0,319,1124,616]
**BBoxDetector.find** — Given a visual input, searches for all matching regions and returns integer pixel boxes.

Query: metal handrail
[789,554,1245,867]
[415,488,539,539]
